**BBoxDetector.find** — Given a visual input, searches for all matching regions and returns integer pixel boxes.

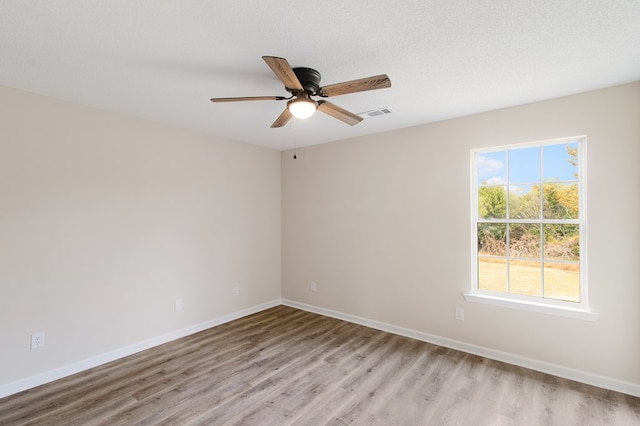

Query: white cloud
[477,155,504,177]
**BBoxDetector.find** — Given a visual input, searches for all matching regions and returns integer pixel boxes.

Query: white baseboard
[282,299,640,398]
[0,299,282,399]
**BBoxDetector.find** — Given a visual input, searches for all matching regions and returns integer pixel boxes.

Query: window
[468,137,593,317]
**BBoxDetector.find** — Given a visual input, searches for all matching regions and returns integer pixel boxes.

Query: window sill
[463,293,599,321]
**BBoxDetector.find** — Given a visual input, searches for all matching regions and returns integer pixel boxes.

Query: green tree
[543,183,578,219]
[566,144,578,178]
[478,185,507,255]
[509,185,540,219]
[478,185,506,219]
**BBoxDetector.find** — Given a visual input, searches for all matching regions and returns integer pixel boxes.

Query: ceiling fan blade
[318,74,391,97]
[271,108,293,128]
[317,100,363,126]
[210,96,286,103]
[262,56,304,91]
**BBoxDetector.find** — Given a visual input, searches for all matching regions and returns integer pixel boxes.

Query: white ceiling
[1,1,639,151]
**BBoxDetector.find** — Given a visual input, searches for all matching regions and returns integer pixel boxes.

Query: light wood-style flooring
[1,305,638,425]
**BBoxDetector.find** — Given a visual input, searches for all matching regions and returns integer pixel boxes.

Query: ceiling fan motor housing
[291,67,321,94]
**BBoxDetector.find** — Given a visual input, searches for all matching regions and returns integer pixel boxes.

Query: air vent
[360,107,392,118]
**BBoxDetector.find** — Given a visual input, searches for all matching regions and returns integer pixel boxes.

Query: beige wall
[282,83,640,384]
[0,86,281,386]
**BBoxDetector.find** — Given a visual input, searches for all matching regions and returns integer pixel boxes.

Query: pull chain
[293,119,297,159]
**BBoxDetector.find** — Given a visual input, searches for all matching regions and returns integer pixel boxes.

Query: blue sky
[477,142,578,185]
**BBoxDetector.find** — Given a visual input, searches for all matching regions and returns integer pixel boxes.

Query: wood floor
[1,306,638,425]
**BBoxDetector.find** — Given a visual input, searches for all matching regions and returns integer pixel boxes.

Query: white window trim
[467,136,598,321]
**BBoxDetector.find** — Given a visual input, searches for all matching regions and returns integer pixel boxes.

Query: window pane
[478,257,507,293]
[477,151,506,185]
[543,263,580,302]
[509,223,540,258]
[478,223,506,256]
[478,186,507,219]
[543,183,579,219]
[509,259,542,297]
[544,224,579,261]
[543,143,578,182]
[509,147,540,184]
[509,184,540,219]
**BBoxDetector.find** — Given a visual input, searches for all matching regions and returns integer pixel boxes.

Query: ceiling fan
[210,56,391,128]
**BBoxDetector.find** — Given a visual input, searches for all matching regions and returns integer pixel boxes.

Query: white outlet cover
[175,299,183,311]
[31,332,45,349]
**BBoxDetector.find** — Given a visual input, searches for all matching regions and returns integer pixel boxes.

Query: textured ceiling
[1,1,639,150]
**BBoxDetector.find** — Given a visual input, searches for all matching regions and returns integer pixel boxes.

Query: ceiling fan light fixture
[288,97,317,119]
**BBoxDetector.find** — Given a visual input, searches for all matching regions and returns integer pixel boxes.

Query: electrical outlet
[175,298,183,311]
[455,307,465,321]
[31,332,45,349]
[233,286,240,296]
[310,281,317,292]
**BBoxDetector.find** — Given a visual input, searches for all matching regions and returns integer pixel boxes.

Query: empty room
[1,1,639,424]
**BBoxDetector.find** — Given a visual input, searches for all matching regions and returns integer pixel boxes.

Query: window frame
[466,136,598,320]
